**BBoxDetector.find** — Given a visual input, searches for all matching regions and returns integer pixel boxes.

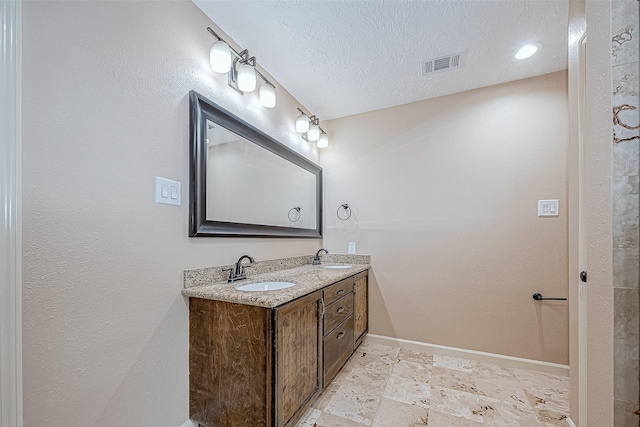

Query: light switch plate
[348,242,356,254]
[156,177,181,206]
[538,199,559,217]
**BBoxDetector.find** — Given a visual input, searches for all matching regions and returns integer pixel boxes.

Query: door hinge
[580,271,587,282]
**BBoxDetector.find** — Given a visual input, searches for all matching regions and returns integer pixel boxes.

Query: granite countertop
[182,255,370,308]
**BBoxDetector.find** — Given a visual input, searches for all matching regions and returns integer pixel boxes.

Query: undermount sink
[323,265,353,269]
[236,282,296,292]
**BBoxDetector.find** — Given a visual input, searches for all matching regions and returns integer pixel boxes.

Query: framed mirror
[189,91,323,238]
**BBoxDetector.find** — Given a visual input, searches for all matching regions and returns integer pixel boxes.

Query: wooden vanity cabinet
[189,291,322,427]
[189,269,369,427]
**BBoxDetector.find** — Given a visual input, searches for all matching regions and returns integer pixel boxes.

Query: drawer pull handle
[337,332,345,339]
[337,289,345,295]
[337,307,345,313]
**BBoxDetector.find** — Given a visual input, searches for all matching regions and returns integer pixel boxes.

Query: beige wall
[322,72,569,364]
[21,2,321,425]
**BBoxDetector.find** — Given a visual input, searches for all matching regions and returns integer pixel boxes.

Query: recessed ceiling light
[514,42,543,60]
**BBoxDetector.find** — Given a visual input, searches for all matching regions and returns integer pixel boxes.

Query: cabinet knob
[337,289,345,295]
[337,332,345,339]
[337,306,345,313]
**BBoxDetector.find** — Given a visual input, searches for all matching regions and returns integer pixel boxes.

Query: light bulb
[308,124,320,141]
[259,83,276,108]
[317,133,329,149]
[209,41,231,73]
[296,114,310,133]
[237,64,256,92]
[514,43,541,60]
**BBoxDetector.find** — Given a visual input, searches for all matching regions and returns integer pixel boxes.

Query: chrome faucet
[224,255,255,282]
[312,249,328,265]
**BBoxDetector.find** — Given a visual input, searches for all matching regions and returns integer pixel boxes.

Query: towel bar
[533,293,567,301]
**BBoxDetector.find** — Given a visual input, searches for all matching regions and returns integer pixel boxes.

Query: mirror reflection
[206,121,317,229]
[189,90,322,238]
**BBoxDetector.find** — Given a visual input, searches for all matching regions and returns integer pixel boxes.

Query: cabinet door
[189,299,271,427]
[353,271,369,346]
[274,291,323,427]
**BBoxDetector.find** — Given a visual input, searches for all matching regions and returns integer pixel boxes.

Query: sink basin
[236,282,296,292]
[323,265,353,269]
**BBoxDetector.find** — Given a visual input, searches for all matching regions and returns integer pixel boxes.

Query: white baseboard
[179,420,198,427]
[364,334,570,377]
[565,417,577,427]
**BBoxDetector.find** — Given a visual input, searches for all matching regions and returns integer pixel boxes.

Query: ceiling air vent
[421,51,466,76]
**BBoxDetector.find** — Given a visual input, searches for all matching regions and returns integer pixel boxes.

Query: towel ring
[337,204,351,221]
[288,207,301,222]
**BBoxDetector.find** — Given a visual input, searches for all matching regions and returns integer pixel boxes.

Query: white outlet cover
[348,242,356,254]
[538,199,559,217]
[156,177,181,206]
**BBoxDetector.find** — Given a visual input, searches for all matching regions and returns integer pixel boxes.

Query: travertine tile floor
[296,342,569,427]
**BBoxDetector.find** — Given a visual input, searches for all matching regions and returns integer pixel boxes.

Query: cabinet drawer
[323,278,353,306]
[323,316,354,386]
[324,293,353,336]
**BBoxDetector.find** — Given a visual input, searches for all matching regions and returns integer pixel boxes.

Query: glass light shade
[296,114,310,133]
[259,84,276,108]
[514,44,539,60]
[317,133,329,149]
[209,41,232,73]
[307,124,320,141]
[237,64,256,92]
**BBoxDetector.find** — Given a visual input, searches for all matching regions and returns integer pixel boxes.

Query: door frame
[577,33,587,427]
[0,1,23,426]
[567,0,587,423]
[581,0,615,423]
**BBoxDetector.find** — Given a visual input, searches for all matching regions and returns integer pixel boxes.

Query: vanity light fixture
[237,61,257,92]
[307,123,320,142]
[296,107,329,148]
[317,132,329,149]
[209,40,232,73]
[296,112,310,133]
[514,42,542,60]
[207,27,276,106]
[259,83,276,108]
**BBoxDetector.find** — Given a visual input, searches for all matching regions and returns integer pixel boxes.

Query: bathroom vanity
[183,256,369,427]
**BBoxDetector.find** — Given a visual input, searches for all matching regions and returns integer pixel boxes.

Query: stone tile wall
[611,1,640,425]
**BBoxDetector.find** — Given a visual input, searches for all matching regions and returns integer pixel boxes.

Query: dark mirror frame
[189,90,323,238]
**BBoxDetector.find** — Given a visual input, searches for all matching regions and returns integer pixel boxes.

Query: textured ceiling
[194,0,569,120]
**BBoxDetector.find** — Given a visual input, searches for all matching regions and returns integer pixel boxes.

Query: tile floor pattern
[295,342,569,427]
